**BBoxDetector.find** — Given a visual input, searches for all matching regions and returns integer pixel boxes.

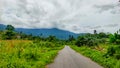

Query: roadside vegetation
[71,45,120,68]
[0,25,64,68]
[70,30,120,68]
[0,24,120,68]
[0,40,63,68]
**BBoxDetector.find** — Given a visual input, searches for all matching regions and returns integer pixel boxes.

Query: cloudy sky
[0,0,120,33]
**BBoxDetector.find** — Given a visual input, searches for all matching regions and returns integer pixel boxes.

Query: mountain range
[0,24,83,39]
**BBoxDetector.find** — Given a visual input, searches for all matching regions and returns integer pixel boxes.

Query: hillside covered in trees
[0,24,80,40]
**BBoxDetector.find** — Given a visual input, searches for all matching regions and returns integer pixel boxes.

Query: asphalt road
[47,46,103,68]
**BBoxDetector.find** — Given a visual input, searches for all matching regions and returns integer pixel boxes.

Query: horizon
[0,24,111,34]
[0,24,87,34]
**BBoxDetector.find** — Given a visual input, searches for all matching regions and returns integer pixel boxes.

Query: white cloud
[0,0,120,33]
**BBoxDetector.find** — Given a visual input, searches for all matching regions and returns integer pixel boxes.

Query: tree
[47,35,57,42]
[108,29,120,44]
[75,36,85,47]
[75,34,98,47]
[94,30,97,34]
[6,25,15,31]
[3,25,15,39]
[68,35,75,41]
[98,32,108,38]
[109,34,116,43]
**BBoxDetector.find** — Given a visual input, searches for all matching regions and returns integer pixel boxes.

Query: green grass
[0,40,63,68]
[70,45,120,68]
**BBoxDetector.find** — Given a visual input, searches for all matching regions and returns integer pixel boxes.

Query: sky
[0,0,120,33]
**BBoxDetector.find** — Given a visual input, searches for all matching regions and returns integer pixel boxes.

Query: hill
[0,24,82,39]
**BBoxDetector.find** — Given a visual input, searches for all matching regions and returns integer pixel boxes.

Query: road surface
[47,46,103,68]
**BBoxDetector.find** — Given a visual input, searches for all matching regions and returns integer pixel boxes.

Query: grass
[70,44,120,68]
[0,40,63,68]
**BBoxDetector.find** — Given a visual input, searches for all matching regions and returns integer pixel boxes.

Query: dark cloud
[94,3,120,14]
[104,24,119,27]
[85,26,102,29]
[95,4,115,12]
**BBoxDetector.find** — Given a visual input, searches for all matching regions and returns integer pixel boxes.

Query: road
[47,46,103,68]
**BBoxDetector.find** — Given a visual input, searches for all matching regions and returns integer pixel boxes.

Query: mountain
[0,24,81,39]
[0,24,6,30]
[15,28,80,39]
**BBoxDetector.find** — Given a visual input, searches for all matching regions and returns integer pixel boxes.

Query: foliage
[68,35,75,41]
[3,30,16,39]
[75,35,98,47]
[0,40,63,68]
[71,45,118,68]
[2,25,15,40]
[75,32,109,47]
[97,32,108,39]
[109,34,116,43]
[105,45,120,60]
[109,33,120,44]
[1,24,120,68]
[46,35,58,42]
[6,25,15,31]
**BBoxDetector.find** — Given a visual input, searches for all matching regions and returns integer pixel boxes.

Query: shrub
[106,45,115,56]
[105,45,120,60]
[75,36,98,47]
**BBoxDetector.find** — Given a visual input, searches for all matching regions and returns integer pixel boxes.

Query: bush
[106,45,115,56]
[109,33,120,44]
[105,45,120,60]
[75,36,98,47]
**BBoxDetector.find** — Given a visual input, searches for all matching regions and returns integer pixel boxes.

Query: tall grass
[70,45,120,68]
[0,40,63,68]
